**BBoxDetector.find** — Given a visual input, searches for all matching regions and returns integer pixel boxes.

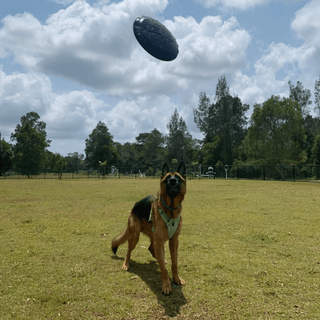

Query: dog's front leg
[154,237,171,295]
[169,236,185,286]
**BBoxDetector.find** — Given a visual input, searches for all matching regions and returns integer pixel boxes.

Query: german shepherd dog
[111,161,186,295]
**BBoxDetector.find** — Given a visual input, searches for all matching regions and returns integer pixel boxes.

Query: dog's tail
[111,223,131,255]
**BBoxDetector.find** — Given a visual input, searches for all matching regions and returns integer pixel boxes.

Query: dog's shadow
[112,256,188,317]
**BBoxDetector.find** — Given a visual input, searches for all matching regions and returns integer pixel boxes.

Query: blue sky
[1,0,319,156]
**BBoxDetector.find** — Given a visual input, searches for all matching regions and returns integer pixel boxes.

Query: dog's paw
[162,280,172,295]
[122,261,129,271]
[173,276,185,286]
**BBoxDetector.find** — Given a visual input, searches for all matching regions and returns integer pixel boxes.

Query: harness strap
[149,206,180,239]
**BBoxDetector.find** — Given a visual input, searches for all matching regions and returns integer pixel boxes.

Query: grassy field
[0,178,320,319]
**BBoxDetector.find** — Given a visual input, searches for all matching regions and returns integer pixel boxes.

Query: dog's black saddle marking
[132,195,156,221]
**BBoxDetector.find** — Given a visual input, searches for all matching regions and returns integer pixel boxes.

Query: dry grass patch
[0,179,320,319]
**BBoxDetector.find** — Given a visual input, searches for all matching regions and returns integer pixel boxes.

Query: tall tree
[84,121,119,169]
[194,76,249,164]
[314,75,320,117]
[301,115,320,163]
[136,129,165,169]
[166,108,192,164]
[201,136,220,166]
[118,142,138,168]
[215,75,230,101]
[0,133,13,176]
[288,80,312,119]
[51,153,67,179]
[289,80,320,163]
[193,92,215,143]
[243,96,306,163]
[311,134,320,179]
[66,152,84,173]
[10,112,51,177]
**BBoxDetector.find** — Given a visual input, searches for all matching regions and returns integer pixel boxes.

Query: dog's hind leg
[111,213,136,255]
[123,230,140,271]
[121,214,141,271]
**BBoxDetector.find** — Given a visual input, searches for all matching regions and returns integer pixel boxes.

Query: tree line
[1,75,320,177]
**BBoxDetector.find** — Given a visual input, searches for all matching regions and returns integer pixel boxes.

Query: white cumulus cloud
[164,15,251,79]
[198,0,274,11]
[0,0,251,97]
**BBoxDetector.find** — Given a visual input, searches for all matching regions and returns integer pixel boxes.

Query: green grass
[0,179,320,319]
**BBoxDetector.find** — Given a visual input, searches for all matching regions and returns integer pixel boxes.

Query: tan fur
[111,162,186,295]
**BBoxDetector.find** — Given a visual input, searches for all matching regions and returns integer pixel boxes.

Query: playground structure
[111,166,119,178]
[192,165,217,179]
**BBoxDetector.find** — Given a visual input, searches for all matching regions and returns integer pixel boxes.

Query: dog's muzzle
[167,177,180,197]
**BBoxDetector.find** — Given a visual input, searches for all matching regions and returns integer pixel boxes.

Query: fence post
[263,164,266,181]
[237,165,240,180]
[119,167,121,179]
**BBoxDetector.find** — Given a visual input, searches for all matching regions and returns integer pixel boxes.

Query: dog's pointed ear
[177,161,186,178]
[161,163,170,176]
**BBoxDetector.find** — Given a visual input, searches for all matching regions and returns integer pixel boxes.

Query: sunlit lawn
[0,178,319,319]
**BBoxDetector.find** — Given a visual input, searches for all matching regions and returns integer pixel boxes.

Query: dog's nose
[169,177,177,186]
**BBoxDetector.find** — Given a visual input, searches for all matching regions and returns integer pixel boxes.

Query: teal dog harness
[149,198,181,239]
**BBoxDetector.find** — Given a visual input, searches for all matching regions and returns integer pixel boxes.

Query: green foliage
[301,115,320,164]
[201,135,220,165]
[55,154,67,178]
[194,76,249,164]
[5,76,320,174]
[10,112,50,177]
[193,91,212,140]
[66,152,85,173]
[314,75,320,116]
[0,133,13,175]
[288,80,312,119]
[146,167,154,176]
[118,142,137,168]
[85,121,119,169]
[243,96,306,164]
[166,108,193,163]
[312,134,320,179]
[135,128,165,169]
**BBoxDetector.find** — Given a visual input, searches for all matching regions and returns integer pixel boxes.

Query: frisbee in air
[133,16,179,61]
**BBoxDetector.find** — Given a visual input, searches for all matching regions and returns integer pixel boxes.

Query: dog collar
[161,197,181,211]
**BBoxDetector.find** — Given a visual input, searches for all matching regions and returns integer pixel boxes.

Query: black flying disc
[133,16,179,61]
